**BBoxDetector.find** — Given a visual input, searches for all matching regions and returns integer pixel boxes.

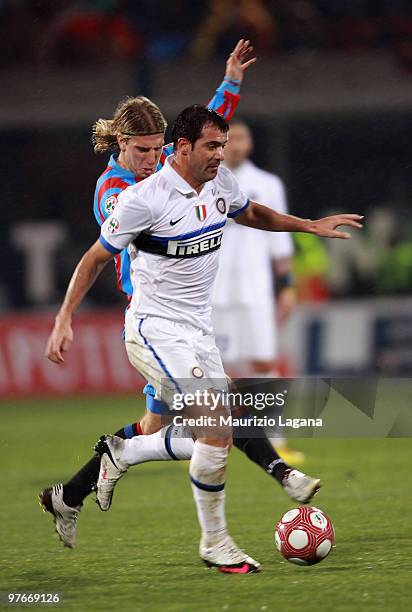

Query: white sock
[189,441,228,538]
[120,425,194,465]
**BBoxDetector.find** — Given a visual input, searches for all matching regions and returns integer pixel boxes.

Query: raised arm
[207,38,256,120]
[160,39,256,160]
[235,202,364,239]
[45,241,113,364]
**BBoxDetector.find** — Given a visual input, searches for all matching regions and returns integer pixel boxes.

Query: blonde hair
[92,96,167,153]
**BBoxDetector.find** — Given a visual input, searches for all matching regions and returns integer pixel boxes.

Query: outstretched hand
[225,39,256,84]
[45,317,73,364]
[310,214,364,239]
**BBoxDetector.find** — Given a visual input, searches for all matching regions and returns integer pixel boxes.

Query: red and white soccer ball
[275,506,335,566]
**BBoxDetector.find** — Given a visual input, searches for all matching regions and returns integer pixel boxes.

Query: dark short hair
[171,105,229,148]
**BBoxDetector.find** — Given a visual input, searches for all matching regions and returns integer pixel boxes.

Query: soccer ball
[275,506,335,566]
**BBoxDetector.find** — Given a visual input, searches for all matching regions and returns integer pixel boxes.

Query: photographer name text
[172,415,323,429]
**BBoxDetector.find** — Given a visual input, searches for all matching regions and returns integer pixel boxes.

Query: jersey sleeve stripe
[227,199,250,218]
[223,77,241,90]
[157,144,174,169]
[97,177,132,204]
[95,186,123,224]
[159,150,168,167]
[95,166,117,190]
[99,235,122,254]
[94,191,106,224]
[208,91,240,121]
[207,79,241,121]
[119,250,133,296]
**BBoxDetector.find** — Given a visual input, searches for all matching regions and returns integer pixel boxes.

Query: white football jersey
[100,155,249,332]
[212,160,294,306]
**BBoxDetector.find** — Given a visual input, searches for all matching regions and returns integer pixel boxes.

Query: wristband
[224,76,241,86]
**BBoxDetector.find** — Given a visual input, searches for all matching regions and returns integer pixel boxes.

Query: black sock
[62,424,137,507]
[233,429,291,485]
[63,455,100,507]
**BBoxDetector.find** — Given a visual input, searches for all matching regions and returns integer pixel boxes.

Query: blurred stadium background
[1,0,412,399]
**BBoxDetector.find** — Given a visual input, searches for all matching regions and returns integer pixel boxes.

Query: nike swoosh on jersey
[170,216,186,226]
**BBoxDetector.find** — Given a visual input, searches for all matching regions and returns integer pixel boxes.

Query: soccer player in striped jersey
[92,95,240,297]
[39,40,321,555]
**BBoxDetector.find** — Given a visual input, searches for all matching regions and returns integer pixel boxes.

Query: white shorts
[212,302,277,363]
[124,313,228,409]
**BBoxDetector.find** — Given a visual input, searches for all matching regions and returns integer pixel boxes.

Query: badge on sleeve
[108,217,119,233]
[105,195,118,214]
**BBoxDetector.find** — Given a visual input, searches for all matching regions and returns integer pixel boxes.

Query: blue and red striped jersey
[93,77,241,296]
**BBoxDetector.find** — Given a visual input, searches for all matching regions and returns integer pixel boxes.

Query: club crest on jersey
[195,204,207,222]
[105,195,118,214]
[108,217,119,233]
[215,197,226,214]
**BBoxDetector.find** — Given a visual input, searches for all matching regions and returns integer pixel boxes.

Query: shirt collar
[162,155,215,196]
[108,154,136,179]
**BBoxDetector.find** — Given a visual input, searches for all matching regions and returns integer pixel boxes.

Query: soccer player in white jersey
[46,106,362,573]
[213,119,295,370]
[40,40,322,553]
[212,119,303,464]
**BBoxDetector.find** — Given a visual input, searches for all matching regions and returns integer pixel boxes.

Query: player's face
[119,133,164,178]
[189,124,228,183]
[223,123,253,169]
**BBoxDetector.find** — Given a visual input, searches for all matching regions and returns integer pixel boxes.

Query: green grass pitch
[0,395,411,611]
